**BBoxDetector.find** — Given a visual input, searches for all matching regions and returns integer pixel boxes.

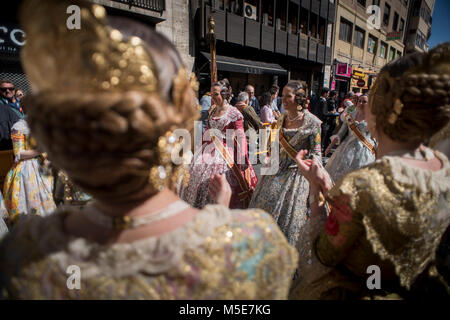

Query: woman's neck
[215,101,228,111]
[286,106,301,118]
[355,108,365,122]
[93,188,180,218]
[376,134,421,159]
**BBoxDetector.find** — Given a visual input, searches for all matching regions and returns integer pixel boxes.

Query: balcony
[198,1,335,65]
[111,0,165,13]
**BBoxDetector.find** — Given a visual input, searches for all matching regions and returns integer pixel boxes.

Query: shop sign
[387,31,402,41]
[352,70,365,79]
[357,79,366,87]
[0,24,26,56]
[336,63,352,78]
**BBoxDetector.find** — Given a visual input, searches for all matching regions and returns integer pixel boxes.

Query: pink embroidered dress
[181,106,258,209]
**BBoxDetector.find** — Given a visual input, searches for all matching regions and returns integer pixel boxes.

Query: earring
[149,131,177,191]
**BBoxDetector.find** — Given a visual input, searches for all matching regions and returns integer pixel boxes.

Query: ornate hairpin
[388,98,404,124]
[149,130,191,192]
[172,68,199,111]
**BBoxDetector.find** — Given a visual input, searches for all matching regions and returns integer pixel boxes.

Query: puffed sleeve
[314,189,364,267]
[11,127,25,162]
[309,125,322,159]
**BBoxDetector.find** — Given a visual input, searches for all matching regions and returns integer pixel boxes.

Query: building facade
[191,0,337,97]
[331,0,409,97]
[404,0,434,53]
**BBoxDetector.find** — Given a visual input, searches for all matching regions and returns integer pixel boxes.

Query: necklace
[83,200,190,230]
[286,111,303,122]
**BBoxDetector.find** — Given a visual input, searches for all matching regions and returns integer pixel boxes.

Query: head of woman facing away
[19,0,199,206]
[367,43,450,146]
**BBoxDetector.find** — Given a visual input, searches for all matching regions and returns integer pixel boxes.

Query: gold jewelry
[172,68,199,112]
[149,131,177,191]
[388,98,404,125]
[20,0,158,95]
[286,112,303,122]
[149,131,191,192]
[83,200,190,230]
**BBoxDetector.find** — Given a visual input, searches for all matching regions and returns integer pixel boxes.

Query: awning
[201,52,287,75]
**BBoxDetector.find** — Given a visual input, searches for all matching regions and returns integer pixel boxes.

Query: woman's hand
[324,138,337,156]
[295,150,332,195]
[209,174,232,207]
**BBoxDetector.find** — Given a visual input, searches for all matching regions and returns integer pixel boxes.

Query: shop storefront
[0,22,29,94]
[331,62,351,103]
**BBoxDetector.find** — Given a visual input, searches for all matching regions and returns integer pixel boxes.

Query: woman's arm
[295,150,364,267]
[10,129,40,162]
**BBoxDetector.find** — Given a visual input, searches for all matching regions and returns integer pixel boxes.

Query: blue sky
[428,0,450,48]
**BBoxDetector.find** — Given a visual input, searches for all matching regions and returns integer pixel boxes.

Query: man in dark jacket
[0,102,20,150]
[317,87,338,152]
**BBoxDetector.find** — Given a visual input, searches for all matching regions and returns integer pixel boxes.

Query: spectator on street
[0,80,24,119]
[260,92,276,125]
[199,90,211,133]
[245,84,260,117]
[234,91,261,132]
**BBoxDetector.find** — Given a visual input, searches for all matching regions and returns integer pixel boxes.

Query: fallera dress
[248,111,322,246]
[3,120,56,222]
[0,191,8,239]
[291,148,450,299]
[180,105,258,209]
[0,204,298,299]
[325,114,376,184]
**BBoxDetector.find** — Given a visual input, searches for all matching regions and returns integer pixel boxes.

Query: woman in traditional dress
[180,81,258,209]
[324,94,377,183]
[3,119,56,222]
[248,81,322,246]
[289,44,450,299]
[0,0,297,299]
[0,191,8,239]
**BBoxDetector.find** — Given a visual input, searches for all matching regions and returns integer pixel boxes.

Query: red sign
[336,63,352,78]
[387,31,402,41]
[357,79,366,87]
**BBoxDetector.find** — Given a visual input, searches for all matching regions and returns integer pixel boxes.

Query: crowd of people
[0,0,448,300]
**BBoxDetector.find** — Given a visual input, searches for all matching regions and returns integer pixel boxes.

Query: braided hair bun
[24,18,199,204]
[370,43,450,144]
